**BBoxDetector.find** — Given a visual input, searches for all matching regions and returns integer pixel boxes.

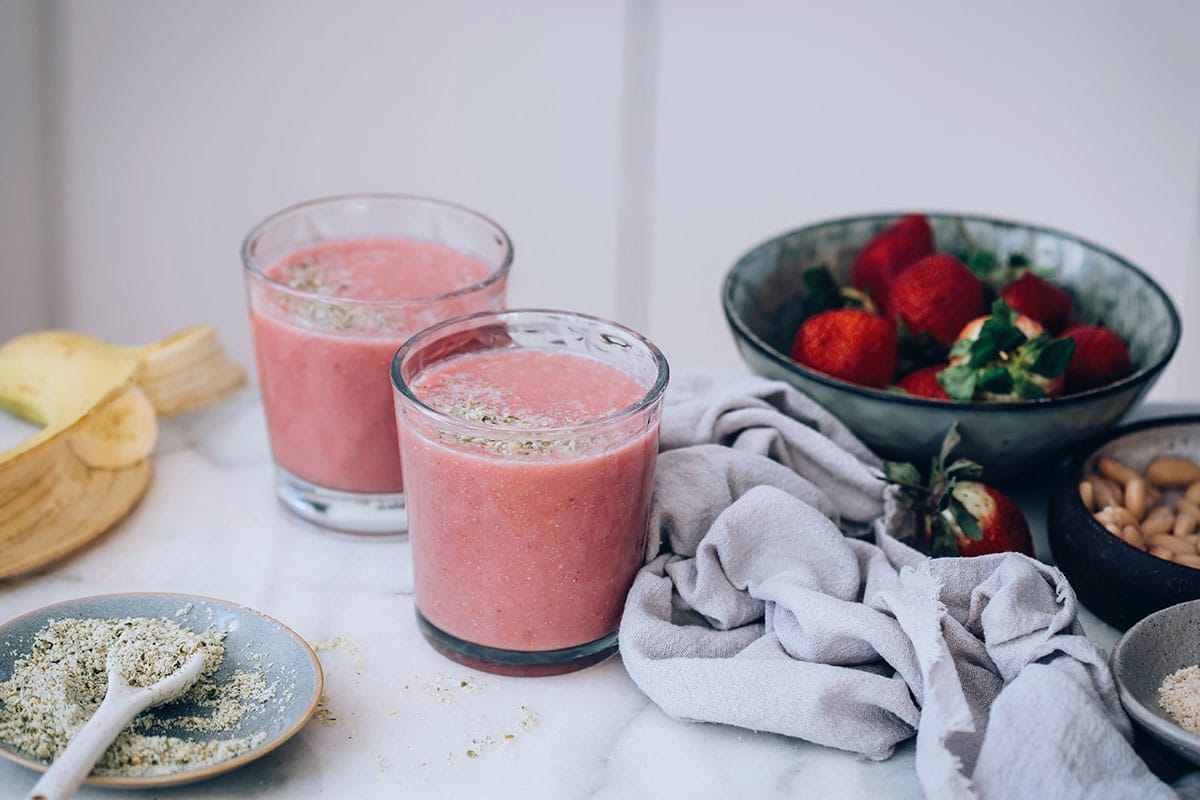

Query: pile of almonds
[1079,456,1200,569]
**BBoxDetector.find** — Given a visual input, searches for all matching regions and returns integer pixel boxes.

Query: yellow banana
[0,324,246,580]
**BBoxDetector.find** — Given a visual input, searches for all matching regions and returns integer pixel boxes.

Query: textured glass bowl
[722,212,1180,477]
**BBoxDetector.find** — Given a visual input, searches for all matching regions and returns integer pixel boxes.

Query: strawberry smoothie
[393,311,668,673]
[242,195,512,534]
[250,239,499,493]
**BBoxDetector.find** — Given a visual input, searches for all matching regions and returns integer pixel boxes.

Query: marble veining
[0,390,1147,799]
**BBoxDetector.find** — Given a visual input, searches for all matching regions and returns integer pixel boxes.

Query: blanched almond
[1148,534,1196,555]
[1098,457,1140,485]
[1176,497,1200,519]
[1176,554,1200,569]
[1095,507,1123,529]
[1125,478,1147,520]
[1147,457,1200,487]
[1147,485,1164,509]
[1109,505,1140,529]
[1187,481,1200,505]
[1174,513,1199,538]
[1142,506,1176,537]
[1078,481,1095,511]
[1100,477,1125,506]
[1121,525,1146,549]
[1088,476,1120,509]
[1150,546,1178,561]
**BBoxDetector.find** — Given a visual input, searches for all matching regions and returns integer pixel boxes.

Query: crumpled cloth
[619,370,1177,800]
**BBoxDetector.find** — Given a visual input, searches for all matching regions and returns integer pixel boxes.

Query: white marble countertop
[0,391,1188,799]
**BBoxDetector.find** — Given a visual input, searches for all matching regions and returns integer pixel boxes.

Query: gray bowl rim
[721,209,1182,412]
[0,591,324,788]
[1110,598,1200,761]
[1054,413,1200,582]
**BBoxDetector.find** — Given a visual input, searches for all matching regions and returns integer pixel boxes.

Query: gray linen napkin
[620,370,1176,800]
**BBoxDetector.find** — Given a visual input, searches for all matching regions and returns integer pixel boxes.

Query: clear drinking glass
[242,194,512,534]
[391,309,669,675]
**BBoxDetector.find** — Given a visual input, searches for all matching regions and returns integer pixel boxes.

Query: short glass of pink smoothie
[391,309,669,676]
[242,194,512,534]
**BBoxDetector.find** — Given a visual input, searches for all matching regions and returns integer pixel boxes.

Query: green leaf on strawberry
[944,457,983,480]
[978,367,1013,395]
[928,517,960,557]
[802,267,841,319]
[1014,376,1045,399]
[935,299,1075,402]
[1029,335,1076,377]
[965,250,999,278]
[937,364,977,402]
[884,460,924,490]
[936,423,961,472]
[945,495,983,541]
[800,266,880,320]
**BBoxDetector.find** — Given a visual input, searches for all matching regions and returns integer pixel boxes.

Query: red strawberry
[850,215,935,310]
[896,365,951,400]
[942,481,1034,557]
[887,254,986,347]
[1062,324,1133,392]
[791,308,898,388]
[999,272,1073,334]
[884,425,1034,558]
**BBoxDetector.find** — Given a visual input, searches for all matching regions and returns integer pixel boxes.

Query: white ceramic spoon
[24,649,207,800]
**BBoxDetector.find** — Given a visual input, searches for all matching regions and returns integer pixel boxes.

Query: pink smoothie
[399,349,660,652]
[249,238,501,494]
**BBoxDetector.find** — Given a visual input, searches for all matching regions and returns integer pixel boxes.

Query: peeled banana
[0,324,246,580]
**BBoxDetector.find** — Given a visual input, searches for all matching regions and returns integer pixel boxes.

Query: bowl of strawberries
[722,212,1180,477]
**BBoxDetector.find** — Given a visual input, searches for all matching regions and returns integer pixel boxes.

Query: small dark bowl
[1048,416,1200,629]
[722,212,1180,478]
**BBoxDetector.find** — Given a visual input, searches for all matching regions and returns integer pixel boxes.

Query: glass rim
[240,192,514,308]
[391,308,671,439]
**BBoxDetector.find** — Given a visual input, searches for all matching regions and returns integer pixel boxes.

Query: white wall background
[2,0,1198,398]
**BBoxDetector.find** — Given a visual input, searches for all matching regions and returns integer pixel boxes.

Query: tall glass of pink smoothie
[391,309,669,676]
[242,194,512,534]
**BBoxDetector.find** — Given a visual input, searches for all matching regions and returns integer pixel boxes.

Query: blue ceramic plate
[0,593,323,788]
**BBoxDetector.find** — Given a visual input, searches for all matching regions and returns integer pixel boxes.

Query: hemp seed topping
[0,616,271,777]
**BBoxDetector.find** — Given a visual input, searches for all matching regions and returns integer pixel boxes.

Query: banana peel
[0,324,246,580]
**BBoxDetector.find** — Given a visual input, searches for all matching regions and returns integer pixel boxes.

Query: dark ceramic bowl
[1048,416,1200,629]
[722,212,1180,477]
[1111,599,1200,767]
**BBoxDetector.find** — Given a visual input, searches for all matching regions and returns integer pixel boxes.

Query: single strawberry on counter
[1061,324,1134,392]
[937,300,1075,402]
[894,364,951,400]
[999,271,1073,334]
[884,425,1034,558]
[887,254,987,347]
[942,479,1034,557]
[791,308,898,388]
[850,214,935,311]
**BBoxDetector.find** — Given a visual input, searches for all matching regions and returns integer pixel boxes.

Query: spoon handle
[24,685,155,800]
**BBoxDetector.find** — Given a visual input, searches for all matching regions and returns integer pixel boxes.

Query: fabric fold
[619,370,1175,799]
